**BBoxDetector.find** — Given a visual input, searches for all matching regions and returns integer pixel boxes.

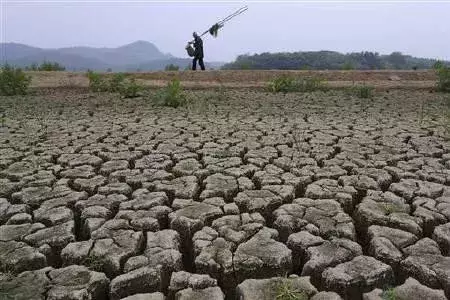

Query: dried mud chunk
[0,198,29,225]
[274,198,355,242]
[57,153,103,168]
[0,240,47,273]
[169,200,223,256]
[168,271,217,297]
[354,190,423,236]
[99,160,129,176]
[302,238,362,282]
[109,266,161,300]
[24,221,75,250]
[0,223,45,242]
[135,154,173,170]
[175,286,224,300]
[46,265,109,300]
[59,165,96,179]
[400,254,450,297]
[152,176,199,199]
[12,184,72,208]
[304,179,357,213]
[98,182,132,196]
[1,160,37,181]
[0,179,22,198]
[363,277,447,300]
[200,173,238,201]
[322,256,394,300]
[389,179,444,202]
[236,276,318,300]
[233,229,292,283]
[73,175,107,195]
[143,230,183,290]
[412,196,449,236]
[432,222,450,255]
[0,267,51,300]
[172,158,203,177]
[234,189,282,219]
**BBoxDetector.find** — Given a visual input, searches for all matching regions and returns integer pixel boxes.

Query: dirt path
[28,70,437,90]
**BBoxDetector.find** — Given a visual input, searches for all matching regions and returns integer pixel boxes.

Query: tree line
[222,51,448,70]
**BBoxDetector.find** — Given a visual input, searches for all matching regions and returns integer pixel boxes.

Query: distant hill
[0,41,225,71]
[222,51,450,70]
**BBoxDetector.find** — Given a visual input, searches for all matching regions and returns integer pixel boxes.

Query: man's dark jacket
[194,36,204,59]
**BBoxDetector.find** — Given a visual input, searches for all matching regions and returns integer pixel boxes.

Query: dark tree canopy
[222,51,446,70]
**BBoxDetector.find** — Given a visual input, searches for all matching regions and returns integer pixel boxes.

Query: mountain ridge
[1,41,224,71]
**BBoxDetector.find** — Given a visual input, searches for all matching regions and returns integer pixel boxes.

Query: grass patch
[82,255,106,273]
[275,280,307,300]
[156,78,187,108]
[268,76,326,93]
[87,70,108,92]
[379,203,403,215]
[382,287,397,300]
[86,71,143,98]
[351,84,375,99]
[436,66,450,93]
[119,78,143,98]
[0,64,31,96]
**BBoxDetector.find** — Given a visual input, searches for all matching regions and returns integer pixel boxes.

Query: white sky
[3,1,450,62]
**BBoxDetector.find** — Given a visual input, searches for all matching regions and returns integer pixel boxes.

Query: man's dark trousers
[192,57,205,70]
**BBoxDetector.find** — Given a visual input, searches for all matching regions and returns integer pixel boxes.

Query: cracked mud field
[1,88,450,300]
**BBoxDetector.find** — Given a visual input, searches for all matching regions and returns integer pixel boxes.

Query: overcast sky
[2,1,450,62]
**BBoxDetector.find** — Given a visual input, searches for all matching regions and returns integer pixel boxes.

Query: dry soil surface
[1,88,450,300]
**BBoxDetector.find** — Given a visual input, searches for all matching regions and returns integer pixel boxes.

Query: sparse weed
[268,76,326,93]
[275,280,307,300]
[156,78,186,108]
[0,64,31,96]
[436,66,450,93]
[87,71,143,97]
[82,255,106,273]
[382,287,397,300]
[442,96,450,139]
[0,111,6,127]
[342,62,355,70]
[87,70,108,92]
[109,73,126,92]
[379,203,401,215]
[119,78,143,98]
[37,61,65,71]
[165,64,180,71]
[352,85,375,99]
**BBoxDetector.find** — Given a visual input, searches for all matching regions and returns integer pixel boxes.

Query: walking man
[191,32,205,71]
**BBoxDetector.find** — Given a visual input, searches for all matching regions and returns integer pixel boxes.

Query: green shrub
[352,85,375,99]
[157,78,186,108]
[382,287,397,300]
[109,73,126,92]
[275,280,307,300]
[119,78,143,98]
[342,62,355,70]
[165,64,180,71]
[436,66,450,93]
[268,76,326,93]
[87,70,108,92]
[0,64,31,96]
[38,61,65,71]
[434,61,445,70]
[87,71,143,97]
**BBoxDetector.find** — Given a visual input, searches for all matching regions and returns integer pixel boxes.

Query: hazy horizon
[3,1,450,62]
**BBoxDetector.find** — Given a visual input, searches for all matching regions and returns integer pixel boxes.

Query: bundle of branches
[209,23,223,37]
[201,6,248,38]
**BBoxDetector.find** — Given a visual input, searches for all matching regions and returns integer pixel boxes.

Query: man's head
[193,32,198,38]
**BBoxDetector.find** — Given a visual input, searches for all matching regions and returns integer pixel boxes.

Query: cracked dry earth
[1,89,450,300]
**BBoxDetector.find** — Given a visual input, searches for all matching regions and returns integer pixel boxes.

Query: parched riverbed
[1,89,450,300]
